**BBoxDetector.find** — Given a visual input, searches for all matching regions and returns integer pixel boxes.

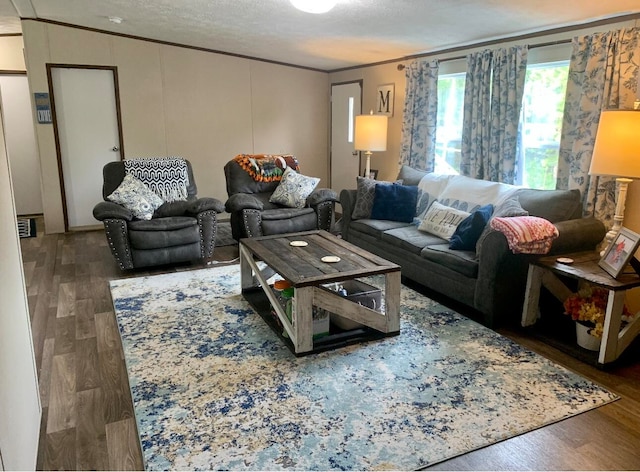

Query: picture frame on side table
[599,227,640,278]
[363,169,378,180]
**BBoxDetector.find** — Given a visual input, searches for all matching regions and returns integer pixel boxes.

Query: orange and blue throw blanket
[233,154,299,182]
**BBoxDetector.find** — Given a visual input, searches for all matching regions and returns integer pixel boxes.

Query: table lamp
[589,109,640,254]
[354,111,388,179]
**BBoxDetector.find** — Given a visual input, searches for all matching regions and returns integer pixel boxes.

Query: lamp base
[600,177,633,256]
[364,151,372,179]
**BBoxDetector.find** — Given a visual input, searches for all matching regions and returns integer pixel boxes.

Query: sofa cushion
[350,219,411,239]
[381,226,446,255]
[128,216,197,231]
[396,165,428,186]
[450,204,494,250]
[418,201,470,240]
[269,167,319,209]
[420,244,479,278]
[352,177,402,220]
[107,173,164,220]
[514,188,582,222]
[260,207,315,220]
[371,184,418,223]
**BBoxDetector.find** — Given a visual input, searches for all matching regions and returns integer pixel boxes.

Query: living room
[1,1,640,470]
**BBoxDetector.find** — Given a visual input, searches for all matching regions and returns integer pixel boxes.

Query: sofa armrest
[548,218,606,255]
[339,189,357,240]
[225,193,264,212]
[474,230,531,326]
[307,188,338,206]
[188,197,225,215]
[93,201,133,222]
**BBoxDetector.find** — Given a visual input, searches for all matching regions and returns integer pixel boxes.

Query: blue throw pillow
[449,204,494,250]
[370,183,418,223]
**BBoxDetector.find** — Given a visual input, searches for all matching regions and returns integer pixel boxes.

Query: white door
[51,67,121,229]
[331,82,362,209]
[0,75,43,215]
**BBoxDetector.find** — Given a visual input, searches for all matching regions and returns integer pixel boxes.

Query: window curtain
[460,46,528,183]
[400,60,439,172]
[557,27,640,227]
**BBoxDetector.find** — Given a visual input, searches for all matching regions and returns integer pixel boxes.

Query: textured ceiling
[1,0,639,70]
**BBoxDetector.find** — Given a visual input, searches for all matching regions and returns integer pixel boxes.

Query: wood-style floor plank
[47,352,77,434]
[44,428,76,470]
[22,219,640,471]
[106,418,145,470]
[76,388,109,470]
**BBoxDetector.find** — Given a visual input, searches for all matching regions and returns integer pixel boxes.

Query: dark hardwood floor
[21,218,640,470]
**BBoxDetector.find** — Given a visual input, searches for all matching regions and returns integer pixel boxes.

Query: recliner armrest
[188,197,225,215]
[307,188,338,206]
[225,193,264,212]
[93,201,133,221]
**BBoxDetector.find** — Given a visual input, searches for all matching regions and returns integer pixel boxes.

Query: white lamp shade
[354,114,388,152]
[290,0,337,14]
[590,110,640,178]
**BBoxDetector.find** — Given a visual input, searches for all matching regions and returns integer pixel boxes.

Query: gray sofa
[340,165,606,327]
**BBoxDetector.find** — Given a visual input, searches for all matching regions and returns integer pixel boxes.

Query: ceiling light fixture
[290,0,337,14]
[108,16,123,24]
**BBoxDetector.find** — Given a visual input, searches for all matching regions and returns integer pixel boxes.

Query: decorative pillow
[107,174,164,220]
[269,167,320,209]
[475,196,529,256]
[450,204,494,250]
[370,184,419,223]
[352,177,402,220]
[490,216,559,254]
[417,201,470,240]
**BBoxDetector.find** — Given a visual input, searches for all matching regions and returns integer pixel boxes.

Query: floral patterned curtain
[460,46,528,184]
[557,27,640,227]
[400,60,439,172]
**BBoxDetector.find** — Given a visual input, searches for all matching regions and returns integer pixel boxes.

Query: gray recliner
[93,159,224,270]
[224,156,338,240]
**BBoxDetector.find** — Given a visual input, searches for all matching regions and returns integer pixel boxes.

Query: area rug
[110,266,618,471]
[215,220,236,247]
[17,217,36,238]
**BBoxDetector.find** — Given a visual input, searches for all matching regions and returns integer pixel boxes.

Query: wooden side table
[521,251,640,364]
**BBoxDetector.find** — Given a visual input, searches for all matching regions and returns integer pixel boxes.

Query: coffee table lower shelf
[242,287,399,357]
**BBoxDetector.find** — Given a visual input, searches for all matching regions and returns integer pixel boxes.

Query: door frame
[46,64,125,231]
[330,79,363,189]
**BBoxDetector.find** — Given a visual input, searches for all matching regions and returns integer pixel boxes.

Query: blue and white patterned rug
[110,265,617,471]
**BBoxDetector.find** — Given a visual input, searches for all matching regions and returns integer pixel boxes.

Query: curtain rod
[327,13,639,74]
[397,38,571,71]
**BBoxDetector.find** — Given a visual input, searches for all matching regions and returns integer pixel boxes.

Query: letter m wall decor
[377,83,394,117]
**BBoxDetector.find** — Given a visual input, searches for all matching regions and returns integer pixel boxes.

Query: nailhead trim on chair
[104,218,133,270]
[197,210,217,258]
[243,209,262,237]
[315,201,333,231]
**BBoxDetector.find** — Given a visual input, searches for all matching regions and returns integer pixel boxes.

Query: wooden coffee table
[239,230,401,355]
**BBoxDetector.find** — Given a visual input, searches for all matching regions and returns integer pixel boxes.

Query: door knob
[112,146,120,152]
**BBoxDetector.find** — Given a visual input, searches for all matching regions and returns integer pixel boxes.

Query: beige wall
[0,91,41,470]
[0,35,26,70]
[21,20,330,233]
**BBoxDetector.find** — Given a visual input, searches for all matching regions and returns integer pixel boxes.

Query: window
[434,61,569,186]
[435,73,465,174]
[518,61,569,189]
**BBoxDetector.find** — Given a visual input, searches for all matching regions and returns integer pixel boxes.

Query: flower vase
[575,322,600,351]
